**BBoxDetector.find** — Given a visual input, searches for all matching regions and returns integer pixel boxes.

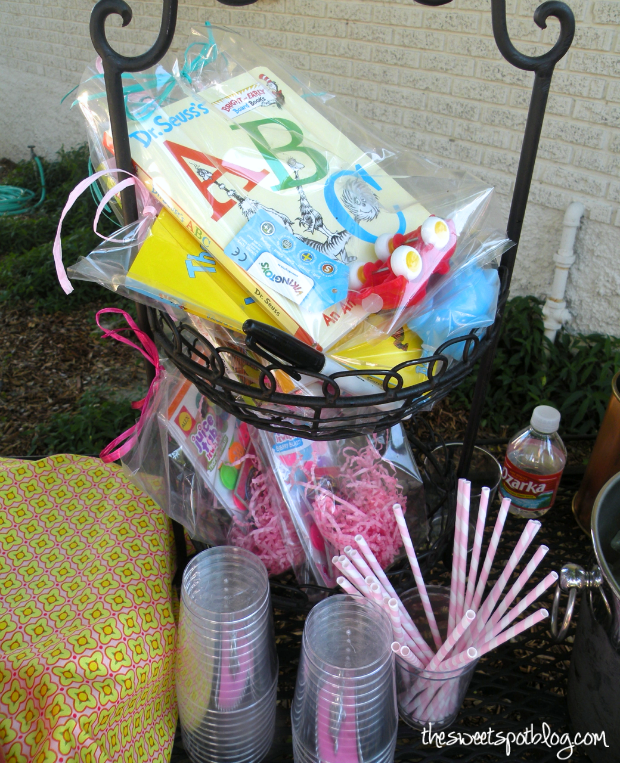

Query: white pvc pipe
[542,201,585,342]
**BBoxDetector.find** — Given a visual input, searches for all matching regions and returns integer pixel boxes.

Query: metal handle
[551,583,578,642]
[550,562,606,642]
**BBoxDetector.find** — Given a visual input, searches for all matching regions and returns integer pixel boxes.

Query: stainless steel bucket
[551,473,620,763]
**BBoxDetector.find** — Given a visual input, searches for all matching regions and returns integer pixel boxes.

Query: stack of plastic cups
[292,595,397,763]
[176,547,278,763]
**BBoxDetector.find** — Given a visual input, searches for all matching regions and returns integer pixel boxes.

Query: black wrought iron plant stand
[90,0,575,457]
[89,0,575,587]
[88,0,580,757]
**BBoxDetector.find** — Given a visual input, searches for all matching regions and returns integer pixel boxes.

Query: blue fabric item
[409,266,500,362]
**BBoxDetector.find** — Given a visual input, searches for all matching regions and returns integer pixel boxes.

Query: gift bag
[254,424,426,587]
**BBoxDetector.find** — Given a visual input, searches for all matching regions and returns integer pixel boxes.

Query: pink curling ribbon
[96,308,161,463]
[53,167,158,295]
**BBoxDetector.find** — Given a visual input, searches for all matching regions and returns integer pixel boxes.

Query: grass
[29,388,138,456]
[0,145,122,313]
[451,296,620,437]
[0,145,138,456]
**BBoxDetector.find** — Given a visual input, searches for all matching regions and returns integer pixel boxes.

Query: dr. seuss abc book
[126,207,279,333]
[124,67,429,350]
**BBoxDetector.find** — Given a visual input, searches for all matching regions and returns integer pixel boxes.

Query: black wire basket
[146,270,507,441]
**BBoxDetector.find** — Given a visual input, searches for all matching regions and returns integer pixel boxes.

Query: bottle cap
[531,405,561,434]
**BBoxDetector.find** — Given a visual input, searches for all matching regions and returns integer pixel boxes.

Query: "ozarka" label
[499,459,563,511]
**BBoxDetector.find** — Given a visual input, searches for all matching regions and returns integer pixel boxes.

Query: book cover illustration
[126,207,279,333]
[125,66,430,349]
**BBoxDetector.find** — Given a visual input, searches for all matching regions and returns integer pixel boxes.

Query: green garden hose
[0,147,46,216]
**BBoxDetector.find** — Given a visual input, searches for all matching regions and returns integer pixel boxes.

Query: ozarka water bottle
[500,406,567,518]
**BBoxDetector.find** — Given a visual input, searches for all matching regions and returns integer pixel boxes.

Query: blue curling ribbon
[66,21,219,120]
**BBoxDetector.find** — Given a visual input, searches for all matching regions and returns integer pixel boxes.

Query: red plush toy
[348,216,457,312]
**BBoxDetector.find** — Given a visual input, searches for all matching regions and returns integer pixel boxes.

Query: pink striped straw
[345,547,374,582]
[448,479,466,632]
[468,520,541,642]
[370,582,388,611]
[426,609,475,671]
[366,581,434,664]
[387,598,407,645]
[365,575,380,589]
[333,556,371,597]
[454,480,471,626]
[463,486,490,613]
[355,535,400,601]
[355,534,434,662]
[393,503,442,650]
[392,642,424,670]
[475,608,549,658]
[399,645,424,670]
[337,576,362,598]
[480,572,558,646]
[470,497,511,613]
[436,646,479,673]
[485,545,549,634]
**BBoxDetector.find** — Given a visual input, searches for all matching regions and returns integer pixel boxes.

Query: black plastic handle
[243,320,325,373]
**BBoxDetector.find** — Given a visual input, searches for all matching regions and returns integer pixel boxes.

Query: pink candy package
[254,424,427,587]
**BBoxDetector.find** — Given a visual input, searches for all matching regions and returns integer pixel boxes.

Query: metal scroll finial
[492,0,575,74]
[89,0,179,226]
[90,0,178,74]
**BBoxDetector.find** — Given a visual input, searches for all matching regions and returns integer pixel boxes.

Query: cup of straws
[292,595,398,763]
[176,547,278,763]
[335,479,558,730]
[395,585,478,729]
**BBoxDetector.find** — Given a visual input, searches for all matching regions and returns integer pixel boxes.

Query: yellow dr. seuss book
[124,67,429,349]
[126,208,279,333]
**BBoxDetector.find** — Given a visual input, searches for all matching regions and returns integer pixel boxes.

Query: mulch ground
[0,303,145,457]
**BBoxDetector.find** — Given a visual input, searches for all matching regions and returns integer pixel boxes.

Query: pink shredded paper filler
[308,442,405,569]
[229,456,293,576]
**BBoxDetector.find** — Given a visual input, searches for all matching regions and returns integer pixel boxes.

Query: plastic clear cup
[424,443,501,552]
[179,673,278,721]
[293,730,397,763]
[177,547,277,753]
[185,707,277,744]
[178,546,274,622]
[183,701,277,747]
[394,586,479,731]
[301,596,395,677]
[298,652,394,705]
[180,606,273,637]
[177,621,274,660]
[182,729,275,763]
[188,702,278,741]
[181,546,269,622]
[181,595,271,626]
[179,686,277,729]
[176,629,277,710]
[292,595,397,762]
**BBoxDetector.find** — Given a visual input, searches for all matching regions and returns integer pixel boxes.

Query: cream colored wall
[0,0,619,335]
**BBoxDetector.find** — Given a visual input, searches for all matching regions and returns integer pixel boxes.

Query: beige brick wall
[1,0,619,335]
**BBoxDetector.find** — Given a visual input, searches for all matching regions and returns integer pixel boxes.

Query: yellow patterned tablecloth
[0,455,177,763]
